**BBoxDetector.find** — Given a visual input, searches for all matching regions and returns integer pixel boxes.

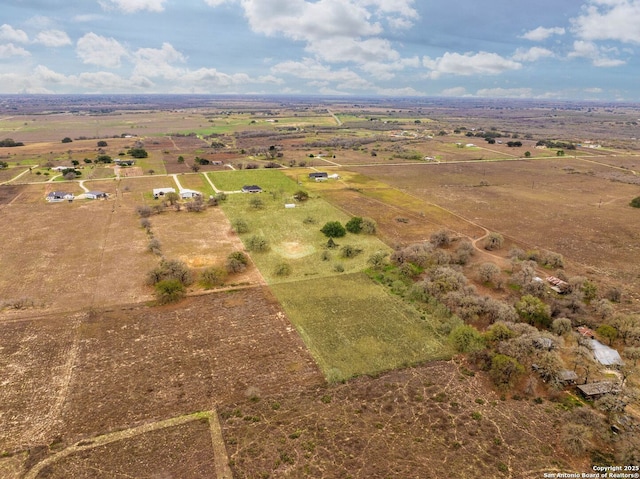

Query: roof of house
[577,381,616,397]
[242,185,262,191]
[590,339,623,366]
[558,370,578,382]
[86,191,106,196]
[47,191,71,197]
[153,187,176,195]
[309,172,328,177]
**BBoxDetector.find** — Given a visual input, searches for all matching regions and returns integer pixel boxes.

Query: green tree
[247,235,269,252]
[449,325,485,353]
[524,151,531,158]
[177,155,185,163]
[596,324,618,346]
[490,354,525,388]
[154,279,185,304]
[631,196,640,208]
[293,190,309,202]
[128,147,148,158]
[345,216,363,233]
[97,140,108,147]
[61,137,73,143]
[226,251,248,273]
[320,221,346,238]
[515,294,551,328]
[232,218,249,234]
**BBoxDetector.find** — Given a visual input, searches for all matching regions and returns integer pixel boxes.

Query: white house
[179,189,201,199]
[46,191,74,202]
[153,187,176,199]
[85,191,108,199]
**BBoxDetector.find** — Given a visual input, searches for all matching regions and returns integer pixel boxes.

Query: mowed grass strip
[209,168,301,193]
[271,273,451,382]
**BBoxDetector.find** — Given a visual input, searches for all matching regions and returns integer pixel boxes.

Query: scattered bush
[154,279,185,304]
[360,217,377,234]
[136,205,153,218]
[147,237,162,255]
[226,251,248,273]
[484,232,504,251]
[273,263,292,276]
[430,229,451,247]
[232,218,249,234]
[200,267,228,289]
[246,235,269,252]
[146,259,194,286]
[340,244,363,258]
[630,196,640,208]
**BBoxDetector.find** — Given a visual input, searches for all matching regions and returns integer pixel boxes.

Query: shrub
[430,229,451,247]
[630,196,640,208]
[477,262,501,284]
[147,237,162,255]
[551,317,572,336]
[146,259,194,286]
[360,217,377,234]
[136,205,153,218]
[320,221,346,238]
[154,279,185,304]
[340,244,362,258]
[232,218,249,234]
[490,354,524,388]
[515,294,551,328]
[200,267,227,289]
[273,263,292,276]
[249,196,264,209]
[246,235,269,252]
[226,251,248,273]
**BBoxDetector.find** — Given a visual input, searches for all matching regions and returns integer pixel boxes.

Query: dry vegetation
[1,96,639,478]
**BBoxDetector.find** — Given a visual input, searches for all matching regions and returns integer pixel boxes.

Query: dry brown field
[358,157,640,305]
[0,290,324,476]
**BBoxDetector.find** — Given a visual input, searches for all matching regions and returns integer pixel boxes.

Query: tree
[477,262,501,284]
[293,190,309,202]
[367,251,388,269]
[631,196,640,208]
[146,259,194,286]
[128,147,148,158]
[345,216,363,233]
[177,155,185,163]
[320,221,346,238]
[484,232,504,251]
[515,294,551,328]
[165,192,180,206]
[551,317,572,336]
[61,137,73,143]
[490,354,525,388]
[360,217,377,234]
[524,151,531,158]
[0,161,8,169]
[596,324,618,345]
[97,140,108,147]
[273,262,292,276]
[449,324,485,353]
[430,229,451,247]
[249,196,264,209]
[154,279,185,304]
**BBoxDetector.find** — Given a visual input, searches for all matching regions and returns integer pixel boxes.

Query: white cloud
[584,87,603,93]
[568,40,626,66]
[572,0,640,44]
[307,37,399,64]
[99,0,166,13]
[34,65,68,83]
[521,26,565,41]
[441,87,467,97]
[0,24,29,43]
[476,87,534,98]
[73,14,107,23]
[133,43,186,79]
[34,30,72,47]
[423,51,522,79]
[512,47,554,62]
[0,43,31,58]
[77,33,129,68]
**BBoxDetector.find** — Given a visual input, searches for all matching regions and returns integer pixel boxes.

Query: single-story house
[309,172,328,179]
[577,381,618,399]
[153,187,176,199]
[85,191,108,199]
[115,159,135,166]
[242,185,262,193]
[46,191,74,202]
[50,166,70,172]
[179,189,201,199]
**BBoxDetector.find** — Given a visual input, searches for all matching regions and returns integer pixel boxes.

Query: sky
[0,0,639,100]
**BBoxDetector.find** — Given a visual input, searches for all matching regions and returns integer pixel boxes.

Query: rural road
[0,165,39,185]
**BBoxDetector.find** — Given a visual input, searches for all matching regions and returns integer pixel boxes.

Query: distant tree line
[0,138,24,147]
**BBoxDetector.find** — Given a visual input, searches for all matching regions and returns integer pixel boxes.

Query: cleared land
[270,273,451,382]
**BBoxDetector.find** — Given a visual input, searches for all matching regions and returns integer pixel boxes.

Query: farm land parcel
[1,96,639,477]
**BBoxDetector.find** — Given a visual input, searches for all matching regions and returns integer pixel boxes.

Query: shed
[284,203,296,209]
[242,185,262,193]
[558,370,578,385]
[590,339,623,366]
[86,191,108,199]
[153,187,176,199]
[577,381,617,399]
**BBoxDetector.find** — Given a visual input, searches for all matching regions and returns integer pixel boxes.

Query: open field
[270,273,451,381]
[2,96,640,477]
[0,289,324,465]
[221,360,590,478]
[359,158,640,304]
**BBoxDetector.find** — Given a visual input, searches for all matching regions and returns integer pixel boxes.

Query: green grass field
[208,169,301,193]
[270,273,451,382]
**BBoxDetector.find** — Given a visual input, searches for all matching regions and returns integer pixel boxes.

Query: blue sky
[0,0,639,100]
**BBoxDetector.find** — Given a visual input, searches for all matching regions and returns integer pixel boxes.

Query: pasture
[270,273,451,382]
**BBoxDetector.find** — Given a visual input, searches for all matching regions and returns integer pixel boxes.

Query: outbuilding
[85,191,108,199]
[153,187,176,198]
[46,191,74,202]
[180,189,201,199]
[242,185,262,193]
